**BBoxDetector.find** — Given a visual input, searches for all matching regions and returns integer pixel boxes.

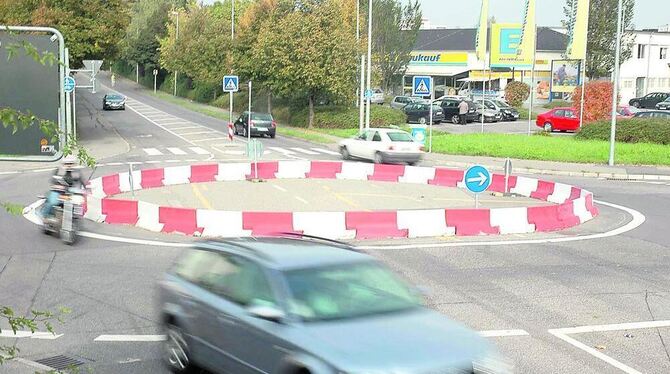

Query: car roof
[195,237,372,271]
[552,107,574,110]
[365,128,410,134]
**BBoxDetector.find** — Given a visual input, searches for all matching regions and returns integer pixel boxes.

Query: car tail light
[271,121,277,128]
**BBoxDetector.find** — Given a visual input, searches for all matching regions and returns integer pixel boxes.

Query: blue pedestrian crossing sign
[464,165,492,194]
[223,75,239,93]
[64,76,76,93]
[412,76,432,96]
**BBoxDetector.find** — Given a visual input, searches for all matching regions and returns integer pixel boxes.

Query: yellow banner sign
[409,52,468,66]
[490,23,533,68]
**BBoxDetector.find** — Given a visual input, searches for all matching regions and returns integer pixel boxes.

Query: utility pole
[355,0,360,108]
[365,0,373,130]
[609,0,624,166]
[172,11,179,96]
[231,0,235,40]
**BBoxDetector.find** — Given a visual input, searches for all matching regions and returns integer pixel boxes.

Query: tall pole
[609,0,624,166]
[231,0,235,40]
[136,62,139,83]
[359,55,365,133]
[365,0,373,129]
[248,81,252,143]
[173,11,179,96]
[355,0,360,108]
[527,25,537,136]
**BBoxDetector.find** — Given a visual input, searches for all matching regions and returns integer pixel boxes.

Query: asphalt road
[1,75,669,374]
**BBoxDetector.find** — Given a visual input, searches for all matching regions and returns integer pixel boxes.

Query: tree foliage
[563,0,635,79]
[371,0,422,92]
[572,80,614,123]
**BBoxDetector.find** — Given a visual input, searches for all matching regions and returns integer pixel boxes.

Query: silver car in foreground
[159,237,511,374]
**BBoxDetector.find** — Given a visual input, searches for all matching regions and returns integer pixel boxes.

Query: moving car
[403,102,444,124]
[633,110,670,119]
[474,102,502,123]
[436,98,478,124]
[339,128,424,164]
[629,92,670,109]
[102,94,126,110]
[655,97,670,110]
[233,111,277,138]
[159,237,510,374]
[482,99,520,121]
[536,107,580,132]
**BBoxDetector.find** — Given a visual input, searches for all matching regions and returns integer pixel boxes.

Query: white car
[339,128,424,165]
[370,88,385,105]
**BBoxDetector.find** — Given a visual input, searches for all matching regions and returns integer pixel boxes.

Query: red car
[536,107,580,132]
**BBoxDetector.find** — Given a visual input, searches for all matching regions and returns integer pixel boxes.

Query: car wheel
[632,101,640,108]
[543,122,553,132]
[373,152,384,164]
[340,146,350,160]
[451,115,460,124]
[121,105,126,111]
[418,117,427,125]
[270,133,276,139]
[164,324,193,373]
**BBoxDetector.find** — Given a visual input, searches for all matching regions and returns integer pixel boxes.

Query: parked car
[159,237,510,374]
[629,92,670,109]
[633,110,670,119]
[474,102,502,123]
[340,128,424,164]
[403,102,444,124]
[390,96,423,110]
[655,97,670,110]
[370,88,385,105]
[617,105,641,118]
[233,111,276,138]
[482,99,520,121]
[436,98,478,124]
[536,107,580,132]
[102,94,125,110]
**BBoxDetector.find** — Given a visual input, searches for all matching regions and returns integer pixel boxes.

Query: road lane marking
[0,330,63,340]
[189,147,210,155]
[295,196,309,204]
[192,137,229,142]
[170,126,200,131]
[478,329,529,337]
[268,147,296,155]
[191,183,214,210]
[290,147,319,155]
[272,185,288,192]
[179,131,217,136]
[143,148,163,156]
[311,147,341,155]
[94,335,167,342]
[167,148,187,155]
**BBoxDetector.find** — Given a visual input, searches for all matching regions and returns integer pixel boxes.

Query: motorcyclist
[40,155,85,219]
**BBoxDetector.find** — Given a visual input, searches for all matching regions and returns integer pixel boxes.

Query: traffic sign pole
[229,91,234,142]
[429,87,434,153]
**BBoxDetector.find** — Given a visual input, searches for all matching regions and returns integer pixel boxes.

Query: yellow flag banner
[490,23,532,68]
[517,0,536,66]
[475,0,489,61]
[566,0,590,60]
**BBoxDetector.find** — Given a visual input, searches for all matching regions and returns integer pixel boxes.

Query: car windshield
[251,113,273,121]
[285,261,421,322]
[494,100,510,108]
[107,95,124,100]
[387,132,414,142]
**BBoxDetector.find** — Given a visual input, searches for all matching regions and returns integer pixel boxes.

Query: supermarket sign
[409,52,468,66]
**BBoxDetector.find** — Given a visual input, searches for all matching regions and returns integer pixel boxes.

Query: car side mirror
[248,305,285,323]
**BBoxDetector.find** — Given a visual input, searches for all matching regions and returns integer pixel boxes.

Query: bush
[576,118,670,145]
[190,82,219,103]
[505,81,530,107]
[572,81,614,123]
[289,105,406,128]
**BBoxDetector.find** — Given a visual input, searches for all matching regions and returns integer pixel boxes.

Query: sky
[416,0,665,29]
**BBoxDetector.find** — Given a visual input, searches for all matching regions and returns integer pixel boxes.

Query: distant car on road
[403,102,444,124]
[159,237,508,374]
[655,97,670,110]
[629,92,670,109]
[633,110,670,119]
[474,102,502,123]
[435,98,478,124]
[233,111,276,138]
[482,99,519,121]
[536,107,580,132]
[340,128,424,164]
[102,94,126,110]
[389,96,424,110]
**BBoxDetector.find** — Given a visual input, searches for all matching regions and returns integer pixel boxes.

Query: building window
[648,78,656,88]
[637,44,646,59]
[623,80,633,88]
[661,47,668,59]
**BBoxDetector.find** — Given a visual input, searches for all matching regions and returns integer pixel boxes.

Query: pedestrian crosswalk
[142,146,341,158]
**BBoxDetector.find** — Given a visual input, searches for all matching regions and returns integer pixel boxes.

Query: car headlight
[473,353,514,374]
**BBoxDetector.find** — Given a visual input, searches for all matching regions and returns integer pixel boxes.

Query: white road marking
[143,148,163,156]
[192,137,229,142]
[272,185,288,192]
[189,147,210,155]
[268,147,296,155]
[179,131,217,136]
[224,150,245,155]
[106,162,124,166]
[478,329,529,337]
[294,196,309,204]
[0,330,63,340]
[311,147,341,155]
[290,147,320,155]
[0,171,20,175]
[170,126,200,131]
[94,335,167,342]
[167,147,187,155]
[157,121,190,126]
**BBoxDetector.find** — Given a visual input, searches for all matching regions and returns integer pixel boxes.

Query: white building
[619,29,670,104]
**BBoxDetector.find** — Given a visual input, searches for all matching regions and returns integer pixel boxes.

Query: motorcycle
[40,181,85,245]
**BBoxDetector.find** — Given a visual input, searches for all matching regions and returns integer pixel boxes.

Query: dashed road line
[478,329,529,338]
[290,147,319,155]
[167,147,187,155]
[311,147,341,155]
[189,147,210,155]
[143,148,163,156]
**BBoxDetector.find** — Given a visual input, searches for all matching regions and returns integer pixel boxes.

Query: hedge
[288,105,406,129]
[576,118,670,145]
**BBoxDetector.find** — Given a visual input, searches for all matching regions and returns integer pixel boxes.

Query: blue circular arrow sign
[464,165,492,194]
[64,76,76,93]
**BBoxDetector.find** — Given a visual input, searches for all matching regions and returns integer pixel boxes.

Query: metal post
[645,33,651,96]
[229,91,234,138]
[129,163,135,200]
[609,0,624,166]
[248,81,252,143]
[174,11,179,96]
[578,59,586,129]
[136,62,139,83]
[429,86,434,153]
[72,86,77,140]
[359,55,365,133]
[154,74,157,94]
[503,158,512,195]
[355,0,360,108]
[64,48,72,138]
[231,0,235,40]
[475,194,480,209]
[365,0,372,130]
[527,25,537,136]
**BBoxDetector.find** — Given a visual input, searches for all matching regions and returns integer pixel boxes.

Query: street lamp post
[172,11,179,97]
[365,0,372,130]
[609,0,624,166]
[231,0,235,40]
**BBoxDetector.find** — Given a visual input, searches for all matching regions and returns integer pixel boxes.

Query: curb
[83,161,599,240]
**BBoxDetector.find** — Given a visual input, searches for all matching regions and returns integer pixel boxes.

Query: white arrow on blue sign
[464,165,492,194]
[412,76,432,96]
[64,76,76,93]
[364,89,374,99]
[223,75,239,93]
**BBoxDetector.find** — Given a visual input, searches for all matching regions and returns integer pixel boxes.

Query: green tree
[563,0,635,79]
[251,0,359,128]
[371,0,422,93]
